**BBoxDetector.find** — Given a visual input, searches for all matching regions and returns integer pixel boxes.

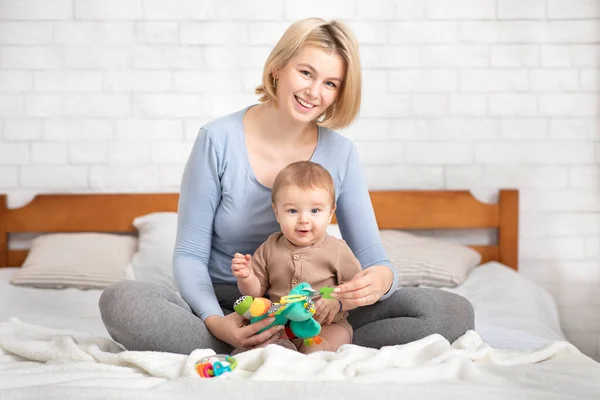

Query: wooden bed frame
[0,190,519,270]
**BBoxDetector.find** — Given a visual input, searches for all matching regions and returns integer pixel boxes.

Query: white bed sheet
[1,262,598,400]
[0,268,108,338]
[444,261,565,349]
[0,262,564,349]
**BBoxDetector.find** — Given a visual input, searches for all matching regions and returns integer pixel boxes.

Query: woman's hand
[331,266,394,310]
[205,312,284,349]
[313,298,341,325]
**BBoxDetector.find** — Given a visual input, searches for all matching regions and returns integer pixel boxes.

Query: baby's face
[273,185,334,247]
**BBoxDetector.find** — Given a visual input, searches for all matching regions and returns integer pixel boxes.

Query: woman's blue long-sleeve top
[173,107,398,320]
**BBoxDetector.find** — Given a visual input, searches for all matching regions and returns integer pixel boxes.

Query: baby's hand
[231,253,253,279]
[314,298,341,325]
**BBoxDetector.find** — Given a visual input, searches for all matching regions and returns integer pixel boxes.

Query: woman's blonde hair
[255,18,362,131]
[272,161,335,208]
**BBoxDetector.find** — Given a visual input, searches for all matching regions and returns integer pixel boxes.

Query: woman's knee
[99,281,182,326]
[443,290,475,332]
[99,280,137,327]
[354,287,474,340]
[100,280,127,311]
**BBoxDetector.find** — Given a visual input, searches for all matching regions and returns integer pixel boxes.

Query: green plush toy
[233,283,336,346]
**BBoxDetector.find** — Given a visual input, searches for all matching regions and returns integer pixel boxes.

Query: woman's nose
[305,83,318,99]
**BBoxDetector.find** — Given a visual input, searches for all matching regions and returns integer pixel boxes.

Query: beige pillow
[379,230,482,288]
[10,233,137,290]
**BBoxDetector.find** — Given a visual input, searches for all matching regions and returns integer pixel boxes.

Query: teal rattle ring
[195,354,238,378]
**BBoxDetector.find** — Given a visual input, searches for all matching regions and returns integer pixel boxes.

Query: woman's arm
[172,128,285,349]
[334,144,399,302]
[172,129,224,321]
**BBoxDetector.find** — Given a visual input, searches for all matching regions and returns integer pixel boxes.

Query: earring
[272,78,277,88]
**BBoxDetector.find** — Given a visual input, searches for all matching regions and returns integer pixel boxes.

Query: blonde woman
[100,18,474,354]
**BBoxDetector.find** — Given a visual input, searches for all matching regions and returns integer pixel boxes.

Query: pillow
[130,212,178,292]
[10,233,137,289]
[380,230,481,288]
[326,224,481,288]
[326,223,343,239]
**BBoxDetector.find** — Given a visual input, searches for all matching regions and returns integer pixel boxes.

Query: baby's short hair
[271,161,335,207]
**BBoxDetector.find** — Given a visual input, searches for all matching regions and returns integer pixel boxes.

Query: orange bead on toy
[248,297,272,317]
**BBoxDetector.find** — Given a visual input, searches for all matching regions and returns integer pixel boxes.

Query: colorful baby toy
[233,282,336,347]
[195,354,238,378]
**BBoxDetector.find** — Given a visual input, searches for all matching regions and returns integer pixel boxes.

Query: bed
[1,190,599,400]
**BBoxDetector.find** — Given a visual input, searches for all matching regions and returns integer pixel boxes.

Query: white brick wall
[0,0,599,359]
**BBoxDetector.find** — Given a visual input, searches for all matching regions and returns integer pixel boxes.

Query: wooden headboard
[0,190,519,270]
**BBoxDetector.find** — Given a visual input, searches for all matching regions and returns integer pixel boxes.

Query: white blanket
[1,319,600,400]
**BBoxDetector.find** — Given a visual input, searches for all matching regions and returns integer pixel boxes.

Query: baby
[231,160,362,354]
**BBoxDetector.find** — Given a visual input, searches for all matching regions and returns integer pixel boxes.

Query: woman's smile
[294,95,316,113]
[295,95,315,109]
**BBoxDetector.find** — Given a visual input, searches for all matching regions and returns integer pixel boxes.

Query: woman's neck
[250,102,316,145]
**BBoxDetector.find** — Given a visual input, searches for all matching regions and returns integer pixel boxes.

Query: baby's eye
[288,209,298,214]
[311,208,320,214]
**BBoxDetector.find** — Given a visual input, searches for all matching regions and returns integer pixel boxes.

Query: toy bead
[195,362,210,377]
[212,361,225,376]
[226,355,238,370]
[303,335,323,347]
[233,296,254,319]
[249,297,272,317]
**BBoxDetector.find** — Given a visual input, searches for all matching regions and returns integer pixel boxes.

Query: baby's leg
[299,322,352,354]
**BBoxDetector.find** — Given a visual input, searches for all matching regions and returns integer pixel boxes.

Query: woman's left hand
[331,266,393,310]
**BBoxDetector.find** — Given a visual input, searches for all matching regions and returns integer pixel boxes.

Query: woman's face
[274,46,345,125]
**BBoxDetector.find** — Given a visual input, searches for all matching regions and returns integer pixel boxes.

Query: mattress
[2,262,599,400]
[0,267,108,338]
[444,261,565,349]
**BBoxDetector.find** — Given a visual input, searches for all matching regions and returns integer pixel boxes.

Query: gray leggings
[99,281,474,354]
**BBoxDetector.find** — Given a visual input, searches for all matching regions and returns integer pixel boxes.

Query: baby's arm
[232,241,269,297]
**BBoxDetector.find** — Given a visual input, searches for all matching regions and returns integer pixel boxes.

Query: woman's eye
[301,70,311,77]
[326,81,337,88]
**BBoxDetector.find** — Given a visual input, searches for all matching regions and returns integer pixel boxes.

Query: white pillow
[326,224,481,288]
[326,223,343,239]
[130,212,178,292]
[381,230,481,287]
[10,233,137,290]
